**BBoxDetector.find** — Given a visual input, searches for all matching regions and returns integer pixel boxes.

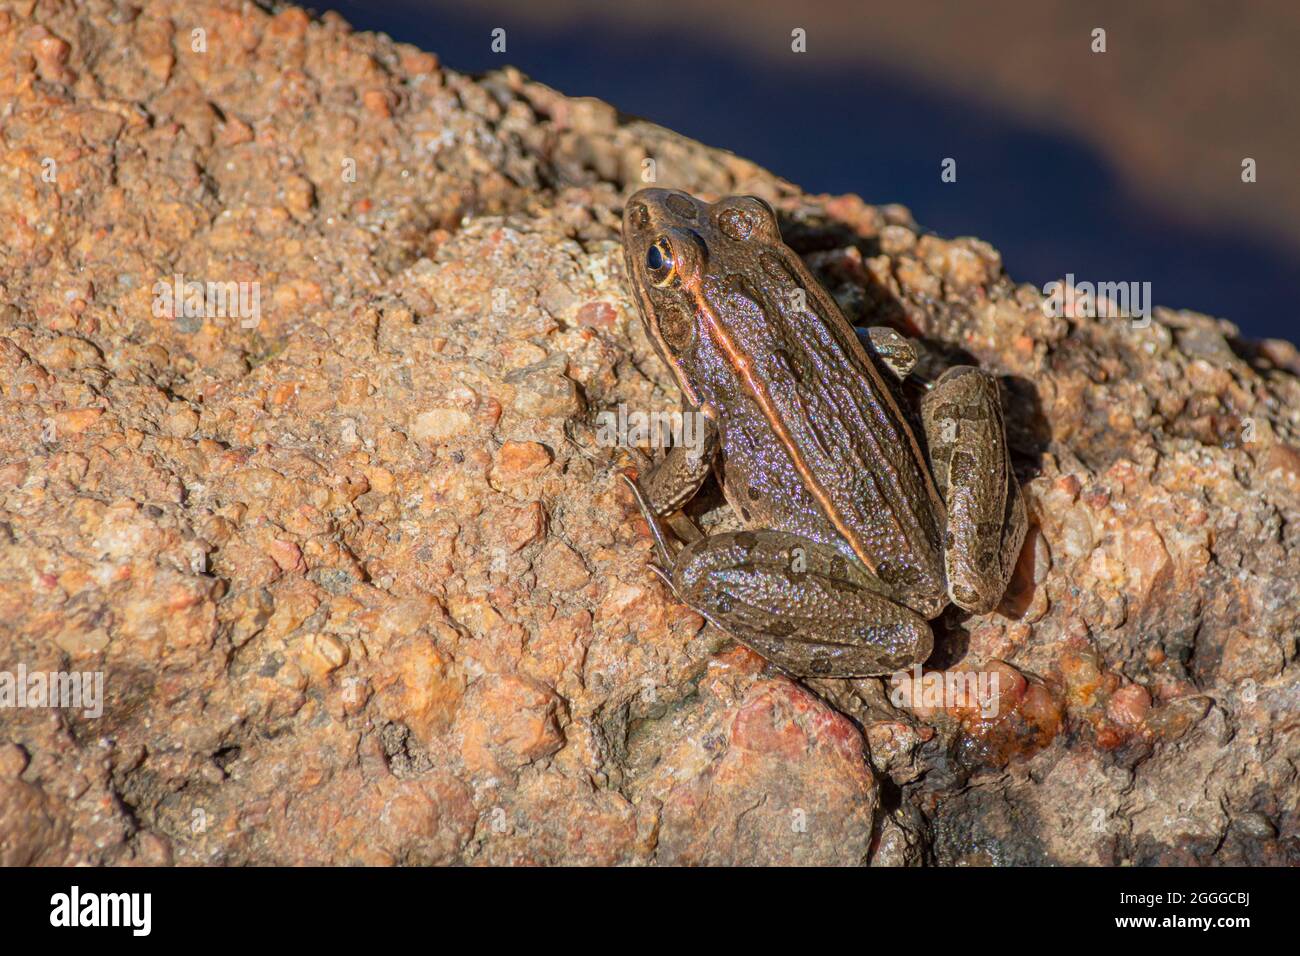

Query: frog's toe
[647,562,675,591]
[949,580,997,615]
[857,325,920,381]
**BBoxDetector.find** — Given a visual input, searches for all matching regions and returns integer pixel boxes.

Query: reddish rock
[490,440,551,484]
[638,667,879,865]
[374,635,465,743]
[0,0,1295,868]
[455,675,565,777]
[0,779,70,866]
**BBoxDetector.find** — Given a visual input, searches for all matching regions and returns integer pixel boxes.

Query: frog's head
[622,188,781,398]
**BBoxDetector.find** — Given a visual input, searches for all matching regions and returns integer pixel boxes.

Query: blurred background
[320,0,1299,342]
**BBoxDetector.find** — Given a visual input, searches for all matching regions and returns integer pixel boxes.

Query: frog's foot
[856,325,920,381]
[920,366,1028,614]
[672,529,933,678]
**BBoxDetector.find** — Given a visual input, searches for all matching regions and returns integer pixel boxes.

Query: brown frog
[620,188,1027,678]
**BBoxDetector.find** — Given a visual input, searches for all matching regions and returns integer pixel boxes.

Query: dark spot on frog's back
[724,273,761,305]
[879,559,927,592]
[734,531,759,550]
[876,558,893,583]
[930,401,961,423]
[665,193,697,220]
[822,574,860,595]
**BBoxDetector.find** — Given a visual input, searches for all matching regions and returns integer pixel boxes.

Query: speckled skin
[922,367,1029,613]
[622,188,1026,676]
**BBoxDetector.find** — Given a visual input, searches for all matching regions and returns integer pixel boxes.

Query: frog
[619,187,1027,678]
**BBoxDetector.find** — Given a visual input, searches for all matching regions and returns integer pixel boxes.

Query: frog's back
[694,249,948,617]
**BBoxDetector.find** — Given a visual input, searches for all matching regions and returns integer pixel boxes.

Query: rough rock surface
[1,0,1297,866]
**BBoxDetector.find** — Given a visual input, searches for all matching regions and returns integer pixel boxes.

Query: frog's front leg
[920,367,1028,613]
[671,530,933,678]
[637,408,721,516]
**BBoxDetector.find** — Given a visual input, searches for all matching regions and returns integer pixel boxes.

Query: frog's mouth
[624,289,704,410]
[620,233,659,339]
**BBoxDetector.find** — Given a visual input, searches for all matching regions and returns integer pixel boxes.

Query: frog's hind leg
[920,367,1027,614]
[672,530,933,678]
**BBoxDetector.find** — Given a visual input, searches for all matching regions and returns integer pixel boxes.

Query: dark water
[322,1,1298,342]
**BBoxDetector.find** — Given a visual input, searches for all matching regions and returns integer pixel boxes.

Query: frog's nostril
[627,202,650,230]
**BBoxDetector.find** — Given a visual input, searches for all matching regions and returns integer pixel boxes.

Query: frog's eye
[646,238,676,286]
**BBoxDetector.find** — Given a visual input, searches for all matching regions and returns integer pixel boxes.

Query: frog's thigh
[641,412,720,516]
[920,367,1028,613]
[856,326,919,381]
[672,530,933,678]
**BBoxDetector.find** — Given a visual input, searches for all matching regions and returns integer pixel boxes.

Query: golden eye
[645,238,676,286]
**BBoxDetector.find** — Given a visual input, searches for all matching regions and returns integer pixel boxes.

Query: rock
[0,744,29,779]
[630,652,879,865]
[0,779,70,866]
[490,440,551,484]
[373,635,465,743]
[455,675,565,778]
[411,408,475,445]
[0,0,1296,867]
